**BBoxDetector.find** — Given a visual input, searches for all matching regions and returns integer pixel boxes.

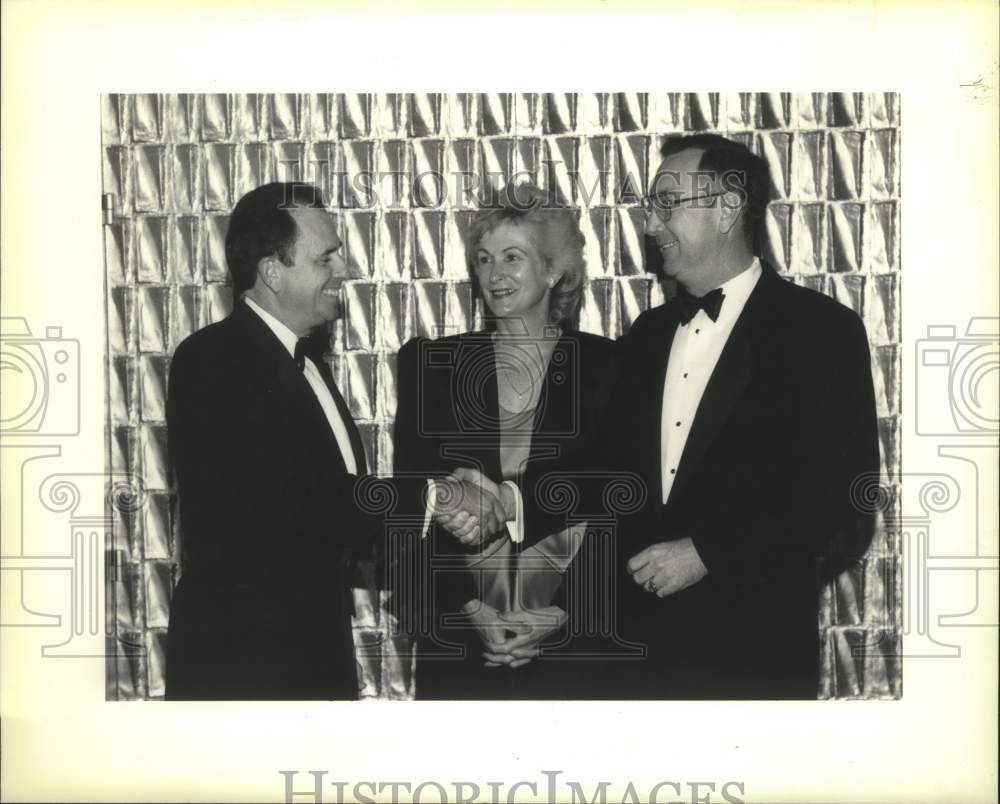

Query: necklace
[494,331,559,415]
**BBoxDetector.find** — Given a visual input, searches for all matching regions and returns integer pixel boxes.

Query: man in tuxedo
[165,182,503,700]
[594,133,880,698]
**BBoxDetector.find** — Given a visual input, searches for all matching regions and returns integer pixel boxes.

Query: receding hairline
[284,206,341,257]
[653,146,710,175]
[651,146,723,194]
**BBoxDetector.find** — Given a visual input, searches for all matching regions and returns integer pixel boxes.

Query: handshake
[432,468,514,546]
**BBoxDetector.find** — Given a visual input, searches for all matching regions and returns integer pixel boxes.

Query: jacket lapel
[235,303,350,475]
[441,335,502,480]
[529,333,574,465]
[314,356,368,475]
[643,307,682,501]
[460,332,569,482]
[480,338,503,480]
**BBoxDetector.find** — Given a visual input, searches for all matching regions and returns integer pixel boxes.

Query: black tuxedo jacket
[392,329,619,698]
[591,262,880,698]
[165,300,427,700]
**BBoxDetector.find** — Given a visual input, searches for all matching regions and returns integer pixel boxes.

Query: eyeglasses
[643,191,726,222]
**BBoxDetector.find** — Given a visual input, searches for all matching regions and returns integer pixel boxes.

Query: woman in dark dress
[393,183,620,699]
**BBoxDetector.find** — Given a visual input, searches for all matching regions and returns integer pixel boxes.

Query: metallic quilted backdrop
[101,92,901,700]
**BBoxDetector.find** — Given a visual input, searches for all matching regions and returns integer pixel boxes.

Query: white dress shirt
[244,297,363,476]
[502,481,523,544]
[660,259,762,504]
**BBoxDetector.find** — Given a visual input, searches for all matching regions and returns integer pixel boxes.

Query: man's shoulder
[565,328,617,366]
[173,313,240,364]
[561,331,620,399]
[625,302,674,339]
[766,271,865,336]
[567,328,613,348]
[170,308,266,385]
[166,315,248,418]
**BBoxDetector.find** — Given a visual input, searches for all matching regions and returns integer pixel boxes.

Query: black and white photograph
[1,2,996,803]
[101,92,897,703]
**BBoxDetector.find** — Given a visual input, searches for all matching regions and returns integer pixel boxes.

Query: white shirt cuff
[421,479,436,539]
[502,480,524,544]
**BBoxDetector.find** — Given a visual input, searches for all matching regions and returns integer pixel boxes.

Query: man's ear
[718,190,744,236]
[257,256,281,292]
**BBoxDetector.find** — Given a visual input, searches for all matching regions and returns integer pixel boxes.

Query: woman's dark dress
[392,329,621,699]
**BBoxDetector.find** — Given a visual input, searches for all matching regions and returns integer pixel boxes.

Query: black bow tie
[293,333,327,370]
[675,286,725,325]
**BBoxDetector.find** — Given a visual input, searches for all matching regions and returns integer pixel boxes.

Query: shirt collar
[244,296,299,359]
[712,257,762,325]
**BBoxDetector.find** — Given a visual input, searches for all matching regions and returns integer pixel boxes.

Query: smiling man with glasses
[583,133,881,698]
[643,140,767,296]
[644,188,727,220]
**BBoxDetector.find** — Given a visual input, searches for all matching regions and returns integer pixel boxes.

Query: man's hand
[483,606,567,669]
[460,599,528,666]
[433,477,506,545]
[449,467,516,522]
[627,537,708,598]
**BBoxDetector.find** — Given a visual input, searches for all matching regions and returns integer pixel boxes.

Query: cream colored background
[2,1,997,802]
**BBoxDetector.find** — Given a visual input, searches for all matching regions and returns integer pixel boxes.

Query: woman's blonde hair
[466,183,586,328]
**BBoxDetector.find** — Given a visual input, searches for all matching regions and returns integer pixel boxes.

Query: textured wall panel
[102,92,902,700]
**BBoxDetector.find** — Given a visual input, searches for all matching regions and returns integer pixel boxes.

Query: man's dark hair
[659,133,770,252]
[224,182,327,296]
